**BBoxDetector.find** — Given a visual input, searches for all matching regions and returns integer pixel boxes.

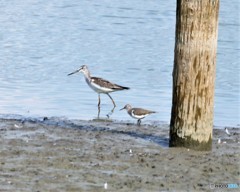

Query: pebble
[104,182,108,189]
[14,124,22,128]
[129,149,133,156]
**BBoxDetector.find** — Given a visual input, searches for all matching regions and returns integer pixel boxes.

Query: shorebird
[68,65,129,108]
[120,104,156,125]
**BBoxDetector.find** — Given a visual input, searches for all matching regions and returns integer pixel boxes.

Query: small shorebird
[120,104,156,125]
[68,65,129,108]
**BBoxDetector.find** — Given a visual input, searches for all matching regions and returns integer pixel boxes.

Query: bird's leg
[106,106,115,118]
[137,119,141,126]
[98,94,101,107]
[97,106,100,119]
[106,93,116,108]
[106,100,115,118]
[111,106,115,113]
[97,94,101,119]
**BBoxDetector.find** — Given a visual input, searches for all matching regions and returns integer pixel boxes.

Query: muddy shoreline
[0,117,239,191]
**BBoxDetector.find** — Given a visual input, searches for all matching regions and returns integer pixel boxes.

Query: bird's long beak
[68,69,81,76]
[120,107,125,111]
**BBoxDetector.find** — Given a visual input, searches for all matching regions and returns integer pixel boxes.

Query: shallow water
[0,0,239,126]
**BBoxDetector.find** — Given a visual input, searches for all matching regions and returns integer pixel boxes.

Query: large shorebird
[120,104,156,125]
[68,65,129,108]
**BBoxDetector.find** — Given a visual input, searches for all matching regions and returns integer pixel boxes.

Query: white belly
[129,111,148,119]
[86,79,113,93]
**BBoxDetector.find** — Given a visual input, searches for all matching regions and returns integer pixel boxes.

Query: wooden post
[170,0,220,151]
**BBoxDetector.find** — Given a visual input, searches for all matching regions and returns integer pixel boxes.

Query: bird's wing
[91,77,129,90]
[132,108,156,116]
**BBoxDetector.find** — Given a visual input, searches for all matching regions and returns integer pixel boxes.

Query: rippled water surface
[0,0,239,126]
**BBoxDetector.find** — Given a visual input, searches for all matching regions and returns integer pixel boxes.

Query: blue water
[0,0,239,127]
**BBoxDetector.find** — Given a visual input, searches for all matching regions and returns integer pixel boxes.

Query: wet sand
[0,117,239,192]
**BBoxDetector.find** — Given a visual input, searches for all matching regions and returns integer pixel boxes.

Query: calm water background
[0,0,239,127]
